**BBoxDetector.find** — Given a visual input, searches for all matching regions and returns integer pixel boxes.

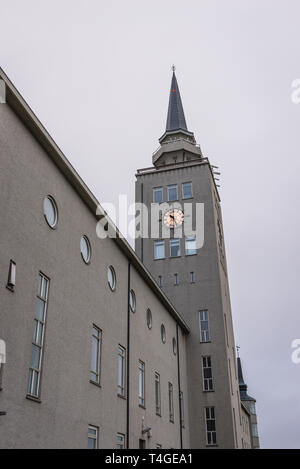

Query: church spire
[237,356,256,401]
[165,67,189,133]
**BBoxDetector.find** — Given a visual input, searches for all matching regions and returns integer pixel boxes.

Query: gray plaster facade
[0,67,258,449]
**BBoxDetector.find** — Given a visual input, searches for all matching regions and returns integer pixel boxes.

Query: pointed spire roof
[166,69,189,133]
[237,357,256,402]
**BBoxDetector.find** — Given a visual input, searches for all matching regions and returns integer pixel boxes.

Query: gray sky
[1,0,300,448]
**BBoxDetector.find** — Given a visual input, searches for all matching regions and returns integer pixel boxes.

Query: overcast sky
[1,0,300,449]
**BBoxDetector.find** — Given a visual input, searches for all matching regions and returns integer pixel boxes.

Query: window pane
[35,298,45,321]
[153,187,163,203]
[43,196,57,228]
[182,182,193,199]
[80,236,91,263]
[170,239,180,257]
[154,241,165,259]
[30,345,41,370]
[91,336,99,374]
[185,236,197,255]
[88,438,96,449]
[168,185,178,201]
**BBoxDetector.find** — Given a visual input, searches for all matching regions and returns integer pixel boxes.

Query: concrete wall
[0,102,188,449]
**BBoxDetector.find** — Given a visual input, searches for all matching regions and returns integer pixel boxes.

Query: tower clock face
[163,209,184,228]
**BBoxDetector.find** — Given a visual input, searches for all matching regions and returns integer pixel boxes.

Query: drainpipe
[140,183,144,263]
[176,324,183,449]
[126,262,131,449]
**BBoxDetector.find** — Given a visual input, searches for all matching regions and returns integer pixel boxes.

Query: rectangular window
[88,425,99,449]
[252,423,259,437]
[118,346,126,397]
[179,391,184,428]
[182,182,193,199]
[154,240,165,260]
[170,238,180,257]
[153,187,163,203]
[202,356,213,391]
[155,372,161,415]
[138,360,145,407]
[90,326,102,384]
[168,382,174,422]
[167,184,178,201]
[156,444,162,449]
[6,260,16,291]
[158,275,162,287]
[174,273,179,285]
[199,310,210,342]
[27,273,49,398]
[185,236,197,256]
[205,407,217,445]
[116,433,125,449]
[190,271,195,283]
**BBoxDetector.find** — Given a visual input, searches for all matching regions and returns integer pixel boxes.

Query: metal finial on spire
[171,64,176,72]
[236,345,240,357]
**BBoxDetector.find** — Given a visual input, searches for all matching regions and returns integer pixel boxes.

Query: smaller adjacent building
[238,357,260,449]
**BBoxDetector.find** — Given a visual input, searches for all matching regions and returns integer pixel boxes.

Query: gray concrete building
[0,66,259,449]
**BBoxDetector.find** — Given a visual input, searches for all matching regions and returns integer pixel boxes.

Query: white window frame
[118,345,126,397]
[199,310,210,342]
[153,187,163,203]
[205,407,217,446]
[202,356,213,391]
[155,372,161,415]
[182,181,193,199]
[167,184,178,201]
[88,425,99,449]
[154,240,165,260]
[138,360,145,407]
[90,325,102,384]
[27,273,49,398]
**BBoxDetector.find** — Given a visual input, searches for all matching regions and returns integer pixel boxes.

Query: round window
[129,289,136,312]
[43,196,58,228]
[108,266,116,291]
[80,236,91,264]
[172,337,177,355]
[146,308,152,329]
[161,324,166,343]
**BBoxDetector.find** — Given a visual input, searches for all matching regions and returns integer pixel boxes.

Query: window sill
[156,412,161,417]
[185,253,197,257]
[26,394,41,403]
[169,419,174,424]
[118,393,127,400]
[139,404,146,410]
[200,341,212,344]
[206,444,218,447]
[203,390,215,393]
[90,380,102,389]
[6,285,14,292]
[154,258,165,261]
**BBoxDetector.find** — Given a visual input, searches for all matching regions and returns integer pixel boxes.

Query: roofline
[0,67,190,334]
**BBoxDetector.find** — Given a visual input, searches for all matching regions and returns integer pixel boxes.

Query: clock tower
[135,69,244,448]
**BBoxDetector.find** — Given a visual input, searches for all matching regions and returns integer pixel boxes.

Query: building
[0,66,259,448]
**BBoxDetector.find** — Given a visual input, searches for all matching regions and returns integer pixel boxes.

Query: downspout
[126,261,131,448]
[141,183,144,263]
[176,323,183,449]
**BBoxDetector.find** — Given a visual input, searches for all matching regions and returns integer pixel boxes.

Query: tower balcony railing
[136,156,208,175]
[152,139,202,158]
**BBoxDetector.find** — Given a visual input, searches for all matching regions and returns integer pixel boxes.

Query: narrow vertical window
[228,358,233,395]
[179,391,184,428]
[174,273,179,285]
[202,356,213,391]
[116,433,125,449]
[168,382,174,422]
[158,275,162,287]
[27,273,49,398]
[155,372,161,415]
[118,346,126,397]
[167,184,178,201]
[153,187,163,203]
[6,260,16,291]
[154,240,165,260]
[190,271,195,283]
[205,407,217,445]
[138,360,145,407]
[182,182,193,199]
[199,310,210,342]
[88,425,99,449]
[90,326,102,384]
[170,238,180,257]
